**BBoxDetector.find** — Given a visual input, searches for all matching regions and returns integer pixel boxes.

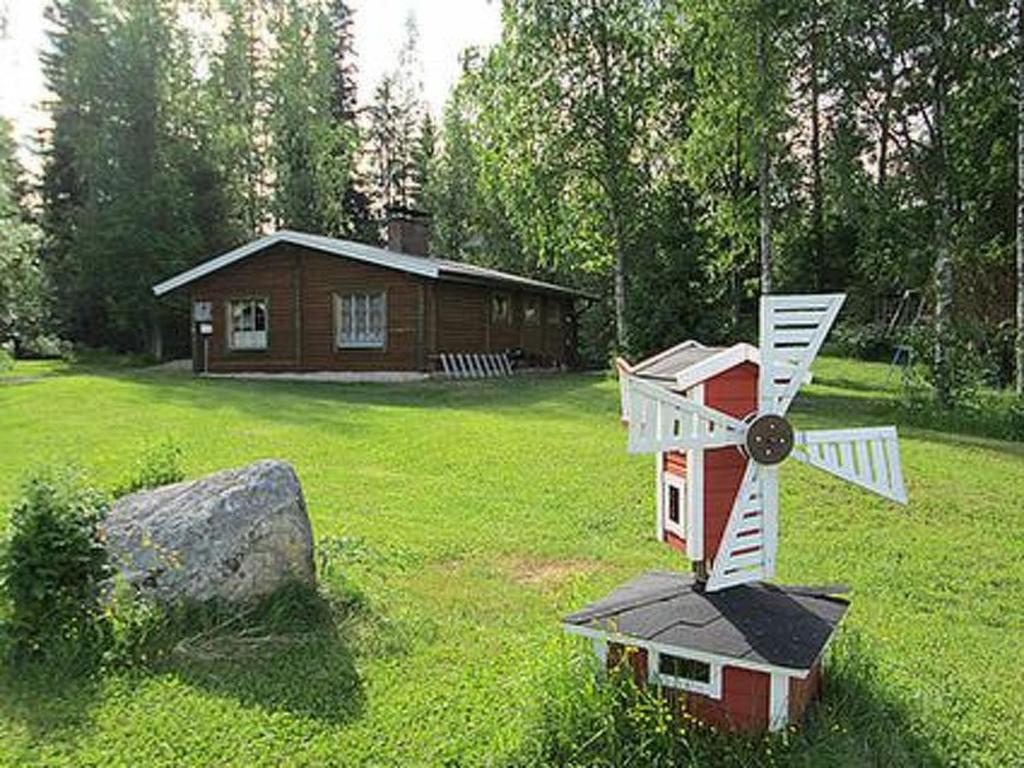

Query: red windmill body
[564,294,908,733]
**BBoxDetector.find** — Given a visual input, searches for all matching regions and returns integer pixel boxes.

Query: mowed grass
[0,356,1022,766]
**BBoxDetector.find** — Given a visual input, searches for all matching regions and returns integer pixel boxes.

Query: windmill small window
[663,472,686,539]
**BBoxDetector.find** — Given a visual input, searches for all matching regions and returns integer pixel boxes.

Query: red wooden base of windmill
[565,295,907,734]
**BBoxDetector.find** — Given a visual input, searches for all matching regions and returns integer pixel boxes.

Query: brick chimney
[386,206,431,256]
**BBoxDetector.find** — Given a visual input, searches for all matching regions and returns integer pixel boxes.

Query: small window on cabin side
[228,298,268,350]
[547,300,561,326]
[491,293,511,325]
[658,654,711,684]
[337,292,387,349]
[524,297,541,326]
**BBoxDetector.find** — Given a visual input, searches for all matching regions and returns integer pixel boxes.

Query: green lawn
[1,357,1021,766]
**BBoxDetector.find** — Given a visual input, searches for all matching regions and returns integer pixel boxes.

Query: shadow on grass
[153,581,368,725]
[810,373,899,396]
[784,632,944,767]
[0,580,381,736]
[0,653,105,744]
[506,631,944,768]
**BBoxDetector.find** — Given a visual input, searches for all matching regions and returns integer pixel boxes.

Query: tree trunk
[809,0,824,290]
[612,212,629,352]
[931,0,954,408]
[879,62,893,191]
[1017,0,1024,395]
[757,28,773,295]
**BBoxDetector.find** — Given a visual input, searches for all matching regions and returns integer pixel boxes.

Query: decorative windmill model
[620,292,906,591]
[563,294,908,733]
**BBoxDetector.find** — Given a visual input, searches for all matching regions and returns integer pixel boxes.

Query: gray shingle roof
[152,229,590,298]
[631,342,727,382]
[564,571,848,671]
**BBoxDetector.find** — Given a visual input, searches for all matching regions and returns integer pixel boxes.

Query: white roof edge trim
[674,342,761,392]
[153,233,284,296]
[152,230,442,297]
[629,339,706,376]
[563,623,812,679]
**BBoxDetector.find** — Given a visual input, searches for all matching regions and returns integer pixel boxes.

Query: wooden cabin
[152,214,588,375]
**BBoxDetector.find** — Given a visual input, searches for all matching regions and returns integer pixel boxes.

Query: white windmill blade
[790,426,908,504]
[758,464,779,580]
[706,461,777,592]
[622,374,748,454]
[759,293,845,416]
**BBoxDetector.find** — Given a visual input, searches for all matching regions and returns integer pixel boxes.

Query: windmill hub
[745,414,794,465]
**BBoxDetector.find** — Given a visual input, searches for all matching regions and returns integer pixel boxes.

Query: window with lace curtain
[336,292,387,349]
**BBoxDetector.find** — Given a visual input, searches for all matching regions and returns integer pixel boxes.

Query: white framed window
[653,650,722,699]
[524,296,541,326]
[491,293,511,325]
[228,298,268,350]
[337,291,387,349]
[663,473,686,539]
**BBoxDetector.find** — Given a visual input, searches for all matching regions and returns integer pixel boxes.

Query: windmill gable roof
[627,341,760,392]
[152,229,590,299]
[563,571,848,673]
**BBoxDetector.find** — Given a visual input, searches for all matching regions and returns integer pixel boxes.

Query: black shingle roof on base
[563,571,849,671]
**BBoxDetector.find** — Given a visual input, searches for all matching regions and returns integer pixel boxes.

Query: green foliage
[898,324,999,413]
[508,632,941,768]
[0,117,53,351]
[0,347,12,373]
[827,322,895,363]
[0,468,109,658]
[366,13,426,213]
[111,439,185,498]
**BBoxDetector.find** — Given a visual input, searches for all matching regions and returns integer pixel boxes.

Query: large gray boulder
[102,460,315,603]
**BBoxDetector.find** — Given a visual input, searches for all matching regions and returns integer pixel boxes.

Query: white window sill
[337,342,386,350]
[656,672,720,698]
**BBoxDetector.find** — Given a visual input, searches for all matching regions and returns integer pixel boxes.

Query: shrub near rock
[0,469,110,656]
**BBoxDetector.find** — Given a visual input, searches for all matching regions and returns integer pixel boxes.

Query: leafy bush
[827,322,895,362]
[897,324,998,412]
[112,439,185,498]
[1009,397,1024,441]
[0,345,12,372]
[19,333,74,361]
[0,468,110,657]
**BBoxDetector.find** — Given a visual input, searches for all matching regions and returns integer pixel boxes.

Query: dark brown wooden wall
[190,244,301,371]
[187,242,573,373]
[434,282,569,365]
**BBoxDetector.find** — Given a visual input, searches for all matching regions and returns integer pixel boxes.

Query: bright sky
[0,0,502,167]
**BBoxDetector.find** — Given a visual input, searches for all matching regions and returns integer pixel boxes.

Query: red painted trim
[788,660,823,722]
[663,529,686,553]
[607,642,649,689]
[701,362,757,566]
[663,451,686,477]
[683,666,769,732]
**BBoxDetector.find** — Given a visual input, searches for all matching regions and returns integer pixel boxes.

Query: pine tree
[38,0,109,342]
[208,0,266,239]
[0,118,50,349]
[366,12,425,214]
